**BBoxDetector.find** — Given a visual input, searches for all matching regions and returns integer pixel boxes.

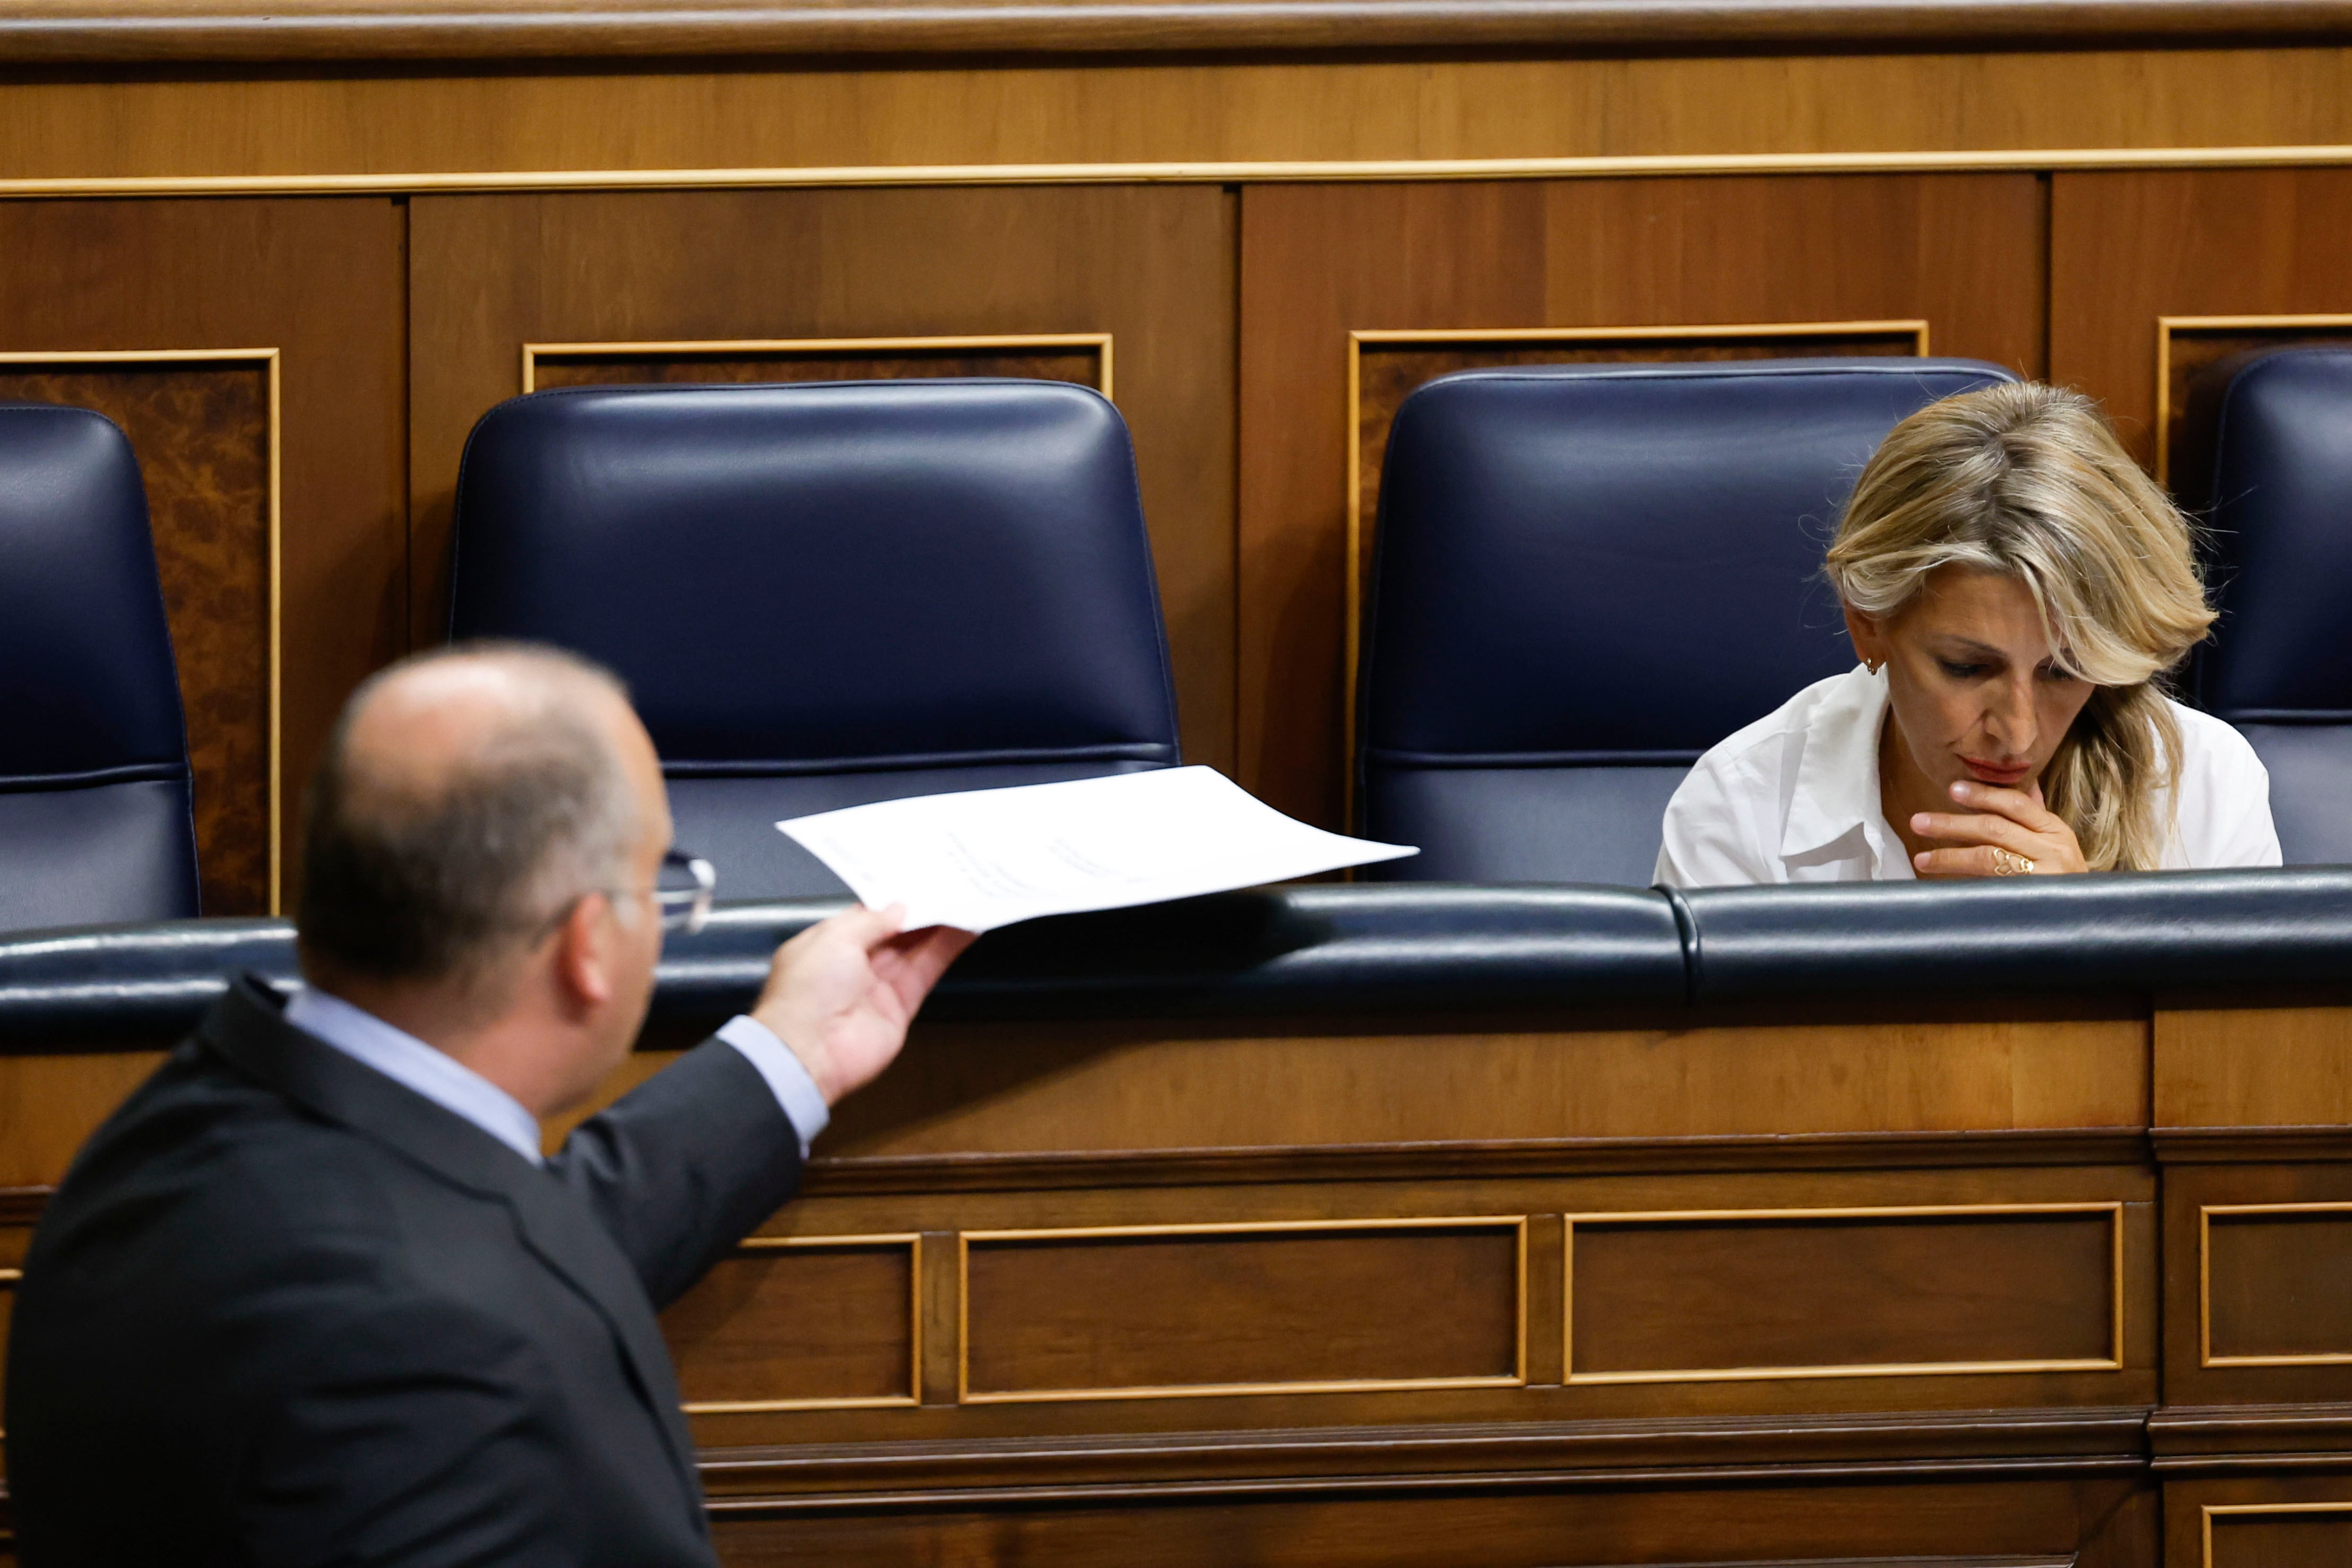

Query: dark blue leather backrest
[448,380,1182,899]
[0,404,199,929]
[1357,358,2020,886]
[2190,346,2352,865]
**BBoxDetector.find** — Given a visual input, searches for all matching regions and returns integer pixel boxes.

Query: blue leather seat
[2184,346,2352,865]
[0,404,200,930]
[1356,358,2020,886]
[448,380,1181,899]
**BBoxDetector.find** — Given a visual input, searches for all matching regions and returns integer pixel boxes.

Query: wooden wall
[10,33,2352,1566]
[9,158,2352,889]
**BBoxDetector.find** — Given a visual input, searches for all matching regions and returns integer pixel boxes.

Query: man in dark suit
[6,643,972,1566]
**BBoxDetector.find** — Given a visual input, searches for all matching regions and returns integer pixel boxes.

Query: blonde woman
[1656,382,2280,886]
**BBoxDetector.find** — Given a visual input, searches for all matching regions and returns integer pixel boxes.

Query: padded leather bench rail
[2,870,2349,1049]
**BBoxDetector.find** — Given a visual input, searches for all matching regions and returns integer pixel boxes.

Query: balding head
[298,644,661,1012]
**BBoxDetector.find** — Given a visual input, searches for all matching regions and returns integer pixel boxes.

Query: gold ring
[1992,848,2036,877]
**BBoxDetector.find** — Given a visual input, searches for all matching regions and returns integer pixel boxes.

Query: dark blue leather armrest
[1674,868,2352,1001]
[0,886,1688,1050]
[11,873,2350,1053]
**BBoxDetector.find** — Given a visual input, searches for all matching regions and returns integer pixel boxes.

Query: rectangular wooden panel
[0,352,275,913]
[2203,1205,2352,1367]
[664,1235,919,1411]
[1567,1205,2122,1383]
[1239,173,2046,827]
[825,1003,2148,1161]
[0,197,405,911]
[2155,1003,2352,1131]
[2206,1504,2352,1568]
[524,334,1108,397]
[961,1218,1524,1401]
[409,187,1236,773]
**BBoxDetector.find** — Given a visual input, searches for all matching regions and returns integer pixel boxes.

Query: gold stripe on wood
[2155,314,2352,486]
[678,1232,923,1414]
[16,145,2352,200]
[0,347,283,912]
[2204,1501,2352,1567]
[1342,320,1929,804]
[957,1215,1528,1405]
[521,333,1114,398]
[2199,1200,2352,1368]
[1562,1201,2126,1386]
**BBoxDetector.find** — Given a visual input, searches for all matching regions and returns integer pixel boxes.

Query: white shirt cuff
[715,1014,831,1159]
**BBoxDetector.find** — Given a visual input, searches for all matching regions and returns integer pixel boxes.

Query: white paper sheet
[776,766,1417,933]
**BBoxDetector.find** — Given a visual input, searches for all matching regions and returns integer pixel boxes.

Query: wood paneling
[2206,1509,2352,1568]
[529,341,1104,397]
[2156,317,2352,488]
[961,1220,1523,1400]
[2052,169,2352,475]
[824,1000,2145,1161]
[2164,1163,2352,1408]
[2204,1207,2352,1365]
[12,51,2352,184]
[0,1054,167,1189]
[665,1237,918,1413]
[707,1476,2144,1568]
[1567,1207,2120,1382]
[0,357,272,913]
[408,187,1236,773]
[1238,174,2045,825]
[0,199,405,910]
[2167,1480,2352,1568]
[2154,1000,2352,1131]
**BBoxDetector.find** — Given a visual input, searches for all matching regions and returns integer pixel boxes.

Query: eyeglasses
[654,847,716,935]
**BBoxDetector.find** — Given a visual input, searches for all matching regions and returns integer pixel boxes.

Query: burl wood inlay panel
[1351,325,1921,602]
[2207,1507,2352,1568]
[1568,1208,2120,1382]
[0,363,269,915]
[531,345,1103,395]
[962,1221,1523,1401]
[2159,320,2352,488]
[2205,1210,2352,1365]
[663,1238,916,1409]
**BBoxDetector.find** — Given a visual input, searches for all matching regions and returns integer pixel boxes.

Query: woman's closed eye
[1936,658,1989,680]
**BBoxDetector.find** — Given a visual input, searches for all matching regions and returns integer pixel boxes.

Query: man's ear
[1843,602,1887,669]
[550,894,616,1018]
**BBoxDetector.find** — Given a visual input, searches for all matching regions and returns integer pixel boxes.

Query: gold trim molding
[678,1232,923,1415]
[2155,313,2352,486]
[16,144,2352,200]
[2198,1200,2352,1369]
[0,347,283,912]
[522,333,1114,398]
[2204,1501,2352,1566]
[957,1215,1528,1405]
[1563,1201,2126,1386]
[1342,319,1929,805]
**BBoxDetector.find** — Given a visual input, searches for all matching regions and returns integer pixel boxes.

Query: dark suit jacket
[6,974,804,1567]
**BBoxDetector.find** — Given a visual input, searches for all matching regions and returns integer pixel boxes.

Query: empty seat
[448,380,1181,899]
[1356,358,2019,886]
[0,404,200,930]
[2181,345,2352,865]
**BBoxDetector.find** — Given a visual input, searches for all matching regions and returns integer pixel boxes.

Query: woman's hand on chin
[1910,780,2090,878]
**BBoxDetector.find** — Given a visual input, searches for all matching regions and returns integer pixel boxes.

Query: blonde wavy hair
[1823,382,2215,871]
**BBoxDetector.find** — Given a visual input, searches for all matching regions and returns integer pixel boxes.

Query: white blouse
[1654,665,2282,888]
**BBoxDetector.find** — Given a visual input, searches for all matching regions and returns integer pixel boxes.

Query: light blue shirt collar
[283,985,546,1167]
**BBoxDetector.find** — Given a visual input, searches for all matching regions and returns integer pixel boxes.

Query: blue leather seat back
[449,380,1181,898]
[1358,358,2021,885]
[2191,346,2352,865]
[0,404,199,929]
